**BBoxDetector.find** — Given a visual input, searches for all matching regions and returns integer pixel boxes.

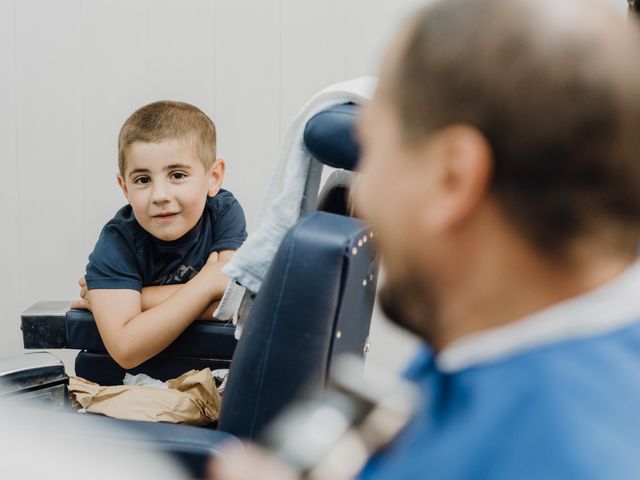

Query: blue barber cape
[359,263,640,480]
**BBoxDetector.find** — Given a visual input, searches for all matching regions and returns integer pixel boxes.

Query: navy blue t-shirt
[85,189,247,291]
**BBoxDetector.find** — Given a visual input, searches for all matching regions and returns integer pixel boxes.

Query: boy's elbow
[109,346,144,370]
[114,356,141,371]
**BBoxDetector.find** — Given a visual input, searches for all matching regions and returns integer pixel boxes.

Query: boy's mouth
[153,212,179,220]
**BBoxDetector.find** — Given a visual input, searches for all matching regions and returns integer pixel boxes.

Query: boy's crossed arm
[136,249,236,319]
[71,250,235,370]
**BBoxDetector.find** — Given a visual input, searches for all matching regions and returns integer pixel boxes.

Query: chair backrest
[217,213,377,438]
[218,103,378,439]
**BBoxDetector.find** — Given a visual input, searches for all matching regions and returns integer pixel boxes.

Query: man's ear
[117,174,129,201]
[429,125,493,231]
[207,159,226,197]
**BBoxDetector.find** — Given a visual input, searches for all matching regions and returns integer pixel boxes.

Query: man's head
[117,101,224,241]
[356,0,640,345]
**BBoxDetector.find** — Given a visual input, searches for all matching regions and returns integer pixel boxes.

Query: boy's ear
[117,174,129,201]
[207,159,225,197]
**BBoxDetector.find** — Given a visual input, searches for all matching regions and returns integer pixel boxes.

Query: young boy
[71,101,247,370]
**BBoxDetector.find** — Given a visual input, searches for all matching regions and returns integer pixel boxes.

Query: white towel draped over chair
[214,76,377,331]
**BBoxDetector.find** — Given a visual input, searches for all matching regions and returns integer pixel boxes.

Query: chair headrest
[303,104,360,171]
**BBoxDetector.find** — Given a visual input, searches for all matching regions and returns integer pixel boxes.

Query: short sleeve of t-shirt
[85,225,143,291]
[208,190,248,253]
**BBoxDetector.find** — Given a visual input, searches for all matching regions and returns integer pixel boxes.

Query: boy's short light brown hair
[118,100,217,176]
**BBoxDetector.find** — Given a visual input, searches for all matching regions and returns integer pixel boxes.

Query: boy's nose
[151,183,172,204]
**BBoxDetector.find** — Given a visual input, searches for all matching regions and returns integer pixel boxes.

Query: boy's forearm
[141,284,182,311]
[198,300,221,320]
[141,270,229,316]
[94,264,228,368]
[117,271,220,367]
[141,285,222,320]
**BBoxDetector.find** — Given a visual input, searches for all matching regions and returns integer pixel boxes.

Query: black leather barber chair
[21,104,365,385]
[13,103,377,477]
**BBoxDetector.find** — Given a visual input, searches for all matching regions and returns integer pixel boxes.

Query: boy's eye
[134,176,151,185]
[171,172,188,180]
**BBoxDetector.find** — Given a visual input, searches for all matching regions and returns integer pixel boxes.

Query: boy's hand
[79,275,88,299]
[200,251,224,279]
[203,250,237,271]
[70,275,92,311]
[199,250,235,291]
[205,251,220,266]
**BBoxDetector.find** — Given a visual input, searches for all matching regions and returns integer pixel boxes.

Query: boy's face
[117,139,224,241]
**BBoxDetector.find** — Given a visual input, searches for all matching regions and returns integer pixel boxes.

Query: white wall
[0,0,424,373]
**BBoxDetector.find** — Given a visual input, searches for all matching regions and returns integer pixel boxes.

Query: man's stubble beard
[378,262,441,348]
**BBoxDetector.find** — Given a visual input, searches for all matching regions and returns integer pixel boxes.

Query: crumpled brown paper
[68,368,221,426]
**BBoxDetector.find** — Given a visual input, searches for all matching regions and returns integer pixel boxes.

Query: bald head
[388,0,640,257]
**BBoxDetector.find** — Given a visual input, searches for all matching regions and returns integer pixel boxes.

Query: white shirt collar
[437,260,640,373]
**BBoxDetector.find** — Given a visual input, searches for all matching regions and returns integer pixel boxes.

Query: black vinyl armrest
[21,301,238,359]
[21,301,70,349]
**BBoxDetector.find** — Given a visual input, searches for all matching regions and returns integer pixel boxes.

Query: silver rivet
[369,232,374,238]
[363,235,368,243]
[358,240,363,247]
[362,279,367,287]
[352,247,358,255]
[336,330,342,339]
[369,274,374,281]
[363,341,370,354]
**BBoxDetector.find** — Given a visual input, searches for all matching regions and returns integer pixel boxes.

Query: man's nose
[151,181,172,204]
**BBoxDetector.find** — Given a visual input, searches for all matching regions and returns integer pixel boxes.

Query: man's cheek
[353,174,375,219]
